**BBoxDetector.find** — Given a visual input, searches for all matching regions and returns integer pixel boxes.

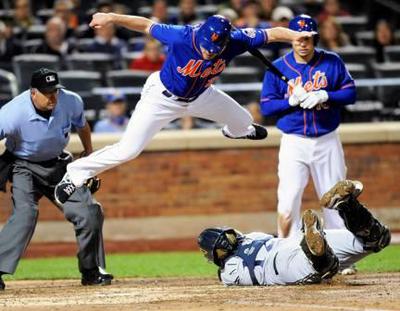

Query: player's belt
[162,90,199,103]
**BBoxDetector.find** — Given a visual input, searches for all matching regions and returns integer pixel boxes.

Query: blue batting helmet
[197,15,231,54]
[289,14,319,44]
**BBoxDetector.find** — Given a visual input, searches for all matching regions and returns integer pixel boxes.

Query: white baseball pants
[67,71,253,186]
[277,131,347,236]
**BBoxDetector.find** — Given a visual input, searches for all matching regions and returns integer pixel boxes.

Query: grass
[3,245,399,281]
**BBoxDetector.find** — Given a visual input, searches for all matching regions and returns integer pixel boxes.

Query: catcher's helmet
[198,227,240,267]
[289,14,319,45]
[197,15,231,54]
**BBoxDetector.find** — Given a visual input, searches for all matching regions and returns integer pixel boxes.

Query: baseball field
[1,245,399,310]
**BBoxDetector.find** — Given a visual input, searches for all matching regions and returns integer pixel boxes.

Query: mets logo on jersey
[177,59,226,78]
[288,70,329,109]
[288,70,328,94]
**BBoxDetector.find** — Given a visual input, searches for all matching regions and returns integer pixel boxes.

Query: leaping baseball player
[259,15,357,241]
[54,13,315,204]
[198,180,391,286]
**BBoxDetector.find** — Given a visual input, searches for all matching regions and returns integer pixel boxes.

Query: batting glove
[300,90,329,109]
[86,176,101,194]
[288,85,307,107]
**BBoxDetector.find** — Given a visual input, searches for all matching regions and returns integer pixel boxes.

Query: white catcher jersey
[220,230,367,286]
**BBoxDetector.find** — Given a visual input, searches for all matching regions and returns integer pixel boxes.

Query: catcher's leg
[320,180,391,253]
[300,210,339,281]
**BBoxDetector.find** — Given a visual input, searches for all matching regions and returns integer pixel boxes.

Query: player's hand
[89,13,113,29]
[299,90,329,109]
[288,85,306,107]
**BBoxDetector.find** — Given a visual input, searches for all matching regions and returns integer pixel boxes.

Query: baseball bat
[247,48,291,85]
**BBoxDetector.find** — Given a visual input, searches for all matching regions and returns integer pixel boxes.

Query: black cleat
[0,276,5,291]
[222,123,268,140]
[54,173,77,205]
[81,268,113,286]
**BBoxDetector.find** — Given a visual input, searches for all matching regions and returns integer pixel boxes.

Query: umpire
[0,68,112,290]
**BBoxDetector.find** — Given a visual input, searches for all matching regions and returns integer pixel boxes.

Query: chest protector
[235,238,272,285]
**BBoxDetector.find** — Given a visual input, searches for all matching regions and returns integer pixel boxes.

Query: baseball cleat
[54,173,77,205]
[222,123,268,140]
[302,209,325,256]
[81,268,113,286]
[320,180,363,210]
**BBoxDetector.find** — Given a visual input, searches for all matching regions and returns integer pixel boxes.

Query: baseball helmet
[289,14,319,44]
[198,227,240,266]
[197,15,232,54]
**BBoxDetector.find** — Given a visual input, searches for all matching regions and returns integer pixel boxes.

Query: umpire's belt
[162,90,198,103]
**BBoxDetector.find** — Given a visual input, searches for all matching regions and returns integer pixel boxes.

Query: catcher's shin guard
[321,180,391,252]
[301,210,339,280]
[335,196,390,252]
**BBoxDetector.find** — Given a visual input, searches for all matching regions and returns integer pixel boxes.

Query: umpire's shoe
[81,268,113,286]
[0,275,5,291]
[222,123,268,140]
[301,210,339,281]
[320,180,363,209]
[54,173,77,205]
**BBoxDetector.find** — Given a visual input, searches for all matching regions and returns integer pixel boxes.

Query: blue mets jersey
[260,49,356,137]
[150,24,268,98]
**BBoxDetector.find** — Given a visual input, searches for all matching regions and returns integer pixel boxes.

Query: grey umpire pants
[0,154,106,274]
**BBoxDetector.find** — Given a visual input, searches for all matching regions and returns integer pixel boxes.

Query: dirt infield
[1,273,400,311]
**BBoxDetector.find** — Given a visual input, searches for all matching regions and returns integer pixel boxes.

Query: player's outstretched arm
[266,27,315,44]
[89,13,154,35]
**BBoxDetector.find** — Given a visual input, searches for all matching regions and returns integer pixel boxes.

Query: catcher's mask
[196,15,231,55]
[198,227,240,267]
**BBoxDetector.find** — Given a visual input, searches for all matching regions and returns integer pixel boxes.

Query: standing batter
[198,180,391,286]
[54,13,314,204]
[259,15,356,238]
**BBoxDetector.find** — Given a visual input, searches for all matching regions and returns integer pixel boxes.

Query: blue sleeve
[149,23,187,45]
[327,87,356,106]
[259,69,292,116]
[327,56,356,106]
[231,28,268,49]
[70,93,86,128]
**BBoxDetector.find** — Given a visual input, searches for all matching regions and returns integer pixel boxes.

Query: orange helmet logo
[211,32,219,42]
[297,20,306,28]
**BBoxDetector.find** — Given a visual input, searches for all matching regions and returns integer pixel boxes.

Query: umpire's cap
[197,15,231,54]
[198,227,240,267]
[31,68,64,93]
